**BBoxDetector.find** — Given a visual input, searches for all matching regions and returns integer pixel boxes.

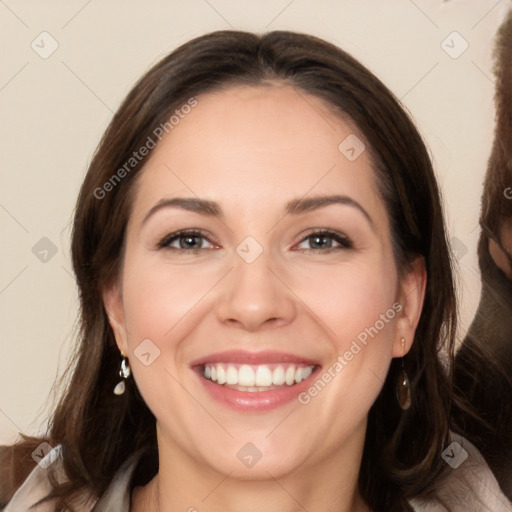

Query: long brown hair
[3,30,463,511]
[452,9,512,499]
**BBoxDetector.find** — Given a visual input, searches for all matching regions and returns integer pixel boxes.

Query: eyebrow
[285,195,374,227]
[142,194,374,228]
[142,198,222,225]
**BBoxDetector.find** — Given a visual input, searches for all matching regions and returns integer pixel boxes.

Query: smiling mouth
[200,363,316,392]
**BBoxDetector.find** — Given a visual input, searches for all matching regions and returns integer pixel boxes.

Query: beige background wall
[0,0,509,443]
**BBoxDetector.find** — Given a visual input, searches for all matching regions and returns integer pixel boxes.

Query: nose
[214,249,298,332]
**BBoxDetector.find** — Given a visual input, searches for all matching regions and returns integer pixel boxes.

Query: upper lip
[190,350,321,367]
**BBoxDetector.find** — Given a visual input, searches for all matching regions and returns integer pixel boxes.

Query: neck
[132,422,372,512]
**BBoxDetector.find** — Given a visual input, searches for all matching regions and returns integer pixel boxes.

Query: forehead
[130,84,384,221]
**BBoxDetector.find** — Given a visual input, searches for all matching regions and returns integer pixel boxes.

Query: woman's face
[105,85,424,479]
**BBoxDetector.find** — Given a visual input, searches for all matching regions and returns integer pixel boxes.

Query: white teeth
[203,363,315,389]
[216,365,226,385]
[255,366,273,387]
[301,365,313,381]
[272,365,286,385]
[226,365,238,385]
[285,366,296,385]
[238,365,255,387]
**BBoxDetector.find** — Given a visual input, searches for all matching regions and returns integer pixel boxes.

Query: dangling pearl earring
[396,337,411,410]
[113,352,131,396]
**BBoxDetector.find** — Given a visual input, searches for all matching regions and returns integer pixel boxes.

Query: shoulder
[1,445,97,512]
[2,444,144,512]
[6,437,510,512]
[409,432,512,512]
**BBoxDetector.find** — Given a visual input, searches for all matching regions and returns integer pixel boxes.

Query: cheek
[290,256,399,350]
[117,253,215,423]
[121,253,223,343]
[291,257,399,405]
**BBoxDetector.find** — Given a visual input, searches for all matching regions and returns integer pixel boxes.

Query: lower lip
[195,368,319,412]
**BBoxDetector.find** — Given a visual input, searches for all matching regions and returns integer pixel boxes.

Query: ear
[392,256,427,357]
[102,281,129,355]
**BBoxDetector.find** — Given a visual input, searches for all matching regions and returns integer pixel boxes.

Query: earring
[396,338,411,410]
[113,353,131,396]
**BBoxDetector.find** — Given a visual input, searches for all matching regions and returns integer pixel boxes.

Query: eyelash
[156,229,353,253]
[157,229,217,253]
[294,229,353,252]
